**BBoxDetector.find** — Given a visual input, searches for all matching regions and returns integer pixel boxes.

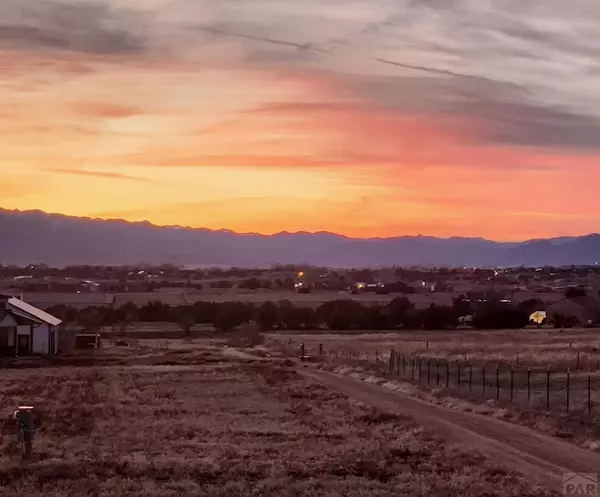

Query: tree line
[47,296,547,334]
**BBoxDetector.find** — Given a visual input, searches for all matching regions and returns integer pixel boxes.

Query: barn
[0,294,61,357]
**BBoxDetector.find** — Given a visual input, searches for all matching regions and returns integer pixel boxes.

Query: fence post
[546,367,551,410]
[510,366,514,403]
[396,354,401,375]
[411,356,415,380]
[469,363,473,392]
[516,352,519,365]
[588,371,592,415]
[457,361,461,389]
[577,352,581,371]
[569,341,572,349]
[389,348,395,373]
[446,360,450,388]
[482,364,486,397]
[319,344,323,356]
[566,368,570,412]
[403,355,406,375]
[300,343,305,360]
[527,368,531,402]
[496,365,500,400]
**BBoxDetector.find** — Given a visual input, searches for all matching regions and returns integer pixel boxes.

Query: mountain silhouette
[1,208,599,267]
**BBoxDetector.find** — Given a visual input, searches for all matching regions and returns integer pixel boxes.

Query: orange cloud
[1,47,600,241]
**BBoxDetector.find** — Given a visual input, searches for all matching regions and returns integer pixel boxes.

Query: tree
[213,301,253,331]
[386,297,416,328]
[565,287,587,298]
[418,304,458,330]
[170,306,197,337]
[257,301,280,330]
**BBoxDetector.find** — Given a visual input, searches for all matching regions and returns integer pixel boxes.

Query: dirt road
[300,368,600,492]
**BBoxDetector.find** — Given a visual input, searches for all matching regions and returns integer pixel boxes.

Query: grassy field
[0,345,554,496]
[267,329,600,447]
[25,289,564,310]
[273,328,600,369]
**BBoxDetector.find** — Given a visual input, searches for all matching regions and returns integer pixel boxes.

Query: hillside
[1,209,599,267]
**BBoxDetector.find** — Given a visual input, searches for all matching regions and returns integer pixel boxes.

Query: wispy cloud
[0,0,145,55]
[45,168,156,184]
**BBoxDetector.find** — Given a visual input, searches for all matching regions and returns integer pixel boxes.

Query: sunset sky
[2,0,600,240]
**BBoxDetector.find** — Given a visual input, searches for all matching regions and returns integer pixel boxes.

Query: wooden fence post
[319,344,323,356]
[411,356,415,380]
[426,340,429,349]
[527,368,531,402]
[546,367,551,410]
[576,352,581,371]
[446,360,450,388]
[389,348,395,373]
[427,360,431,385]
[457,361,461,389]
[566,368,570,412]
[300,343,305,361]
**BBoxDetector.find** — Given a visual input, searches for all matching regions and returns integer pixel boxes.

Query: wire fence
[276,340,600,415]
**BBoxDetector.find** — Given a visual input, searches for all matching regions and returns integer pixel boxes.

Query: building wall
[16,325,30,336]
[32,324,50,354]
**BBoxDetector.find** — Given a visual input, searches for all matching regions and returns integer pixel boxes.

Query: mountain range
[1,208,599,267]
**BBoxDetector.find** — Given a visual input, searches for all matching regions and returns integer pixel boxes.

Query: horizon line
[1,207,599,244]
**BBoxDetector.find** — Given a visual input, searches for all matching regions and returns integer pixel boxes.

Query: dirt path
[300,368,600,492]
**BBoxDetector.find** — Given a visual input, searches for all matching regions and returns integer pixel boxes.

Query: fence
[282,341,599,415]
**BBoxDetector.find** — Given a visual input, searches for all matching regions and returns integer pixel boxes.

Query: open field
[21,289,565,310]
[272,328,600,369]
[0,345,556,496]
[266,329,600,446]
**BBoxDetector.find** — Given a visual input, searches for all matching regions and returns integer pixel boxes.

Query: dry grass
[269,330,600,449]
[276,328,600,370]
[0,347,555,496]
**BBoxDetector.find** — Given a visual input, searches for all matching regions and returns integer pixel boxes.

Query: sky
[1,0,600,241]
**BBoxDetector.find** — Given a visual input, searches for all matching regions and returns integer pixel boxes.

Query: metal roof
[7,297,62,327]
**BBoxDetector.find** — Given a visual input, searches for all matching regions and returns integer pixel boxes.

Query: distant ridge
[1,208,599,267]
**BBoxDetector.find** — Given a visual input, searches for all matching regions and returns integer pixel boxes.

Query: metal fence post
[566,368,570,412]
[482,364,486,397]
[546,367,551,410]
[469,363,473,392]
[588,371,592,415]
[496,365,500,400]
[510,366,514,403]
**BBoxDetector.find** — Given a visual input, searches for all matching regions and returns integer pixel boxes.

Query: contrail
[199,26,330,54]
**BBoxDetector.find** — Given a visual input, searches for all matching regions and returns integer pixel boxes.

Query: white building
[0,294,61,357]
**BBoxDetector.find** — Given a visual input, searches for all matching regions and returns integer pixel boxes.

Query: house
[0,294,62,357]
[546,296,600,327]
